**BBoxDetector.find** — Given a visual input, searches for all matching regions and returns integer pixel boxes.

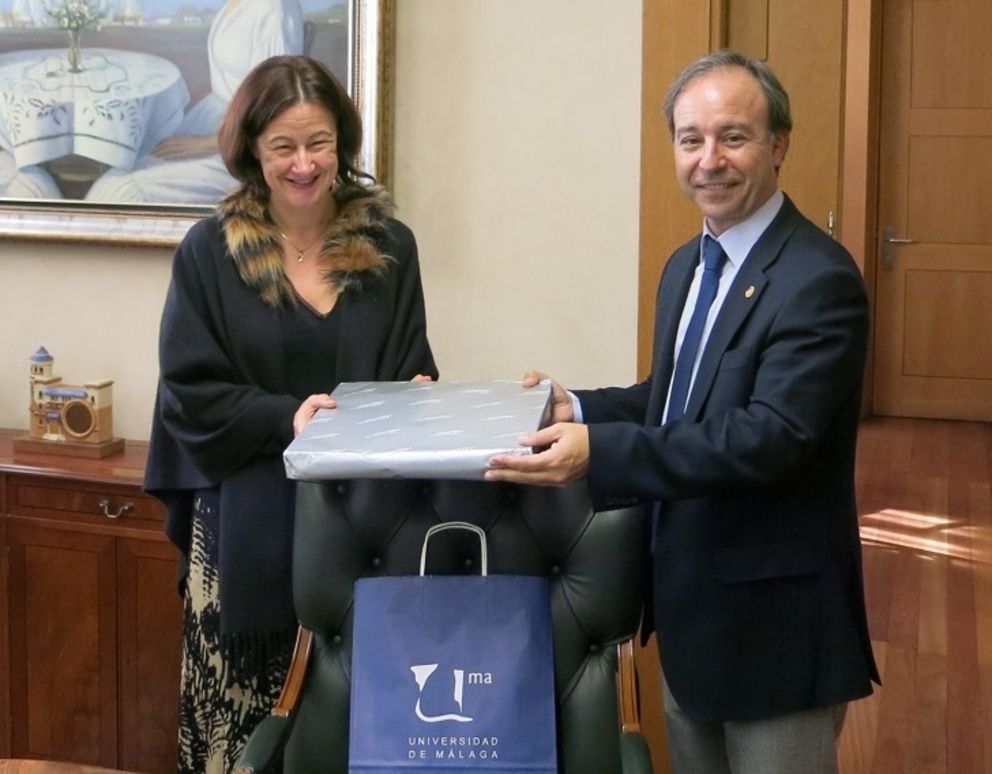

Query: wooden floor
[839,416,992,774]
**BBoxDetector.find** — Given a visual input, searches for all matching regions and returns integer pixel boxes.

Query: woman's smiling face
[255,101,338,211]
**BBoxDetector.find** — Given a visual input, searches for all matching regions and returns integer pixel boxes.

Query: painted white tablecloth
[0,48,190,170]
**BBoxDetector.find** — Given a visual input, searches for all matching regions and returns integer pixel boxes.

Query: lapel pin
[745,285,755,299]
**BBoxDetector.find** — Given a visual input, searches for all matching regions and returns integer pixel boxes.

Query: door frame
[838,0,884,416]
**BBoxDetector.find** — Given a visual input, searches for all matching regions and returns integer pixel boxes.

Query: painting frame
[0,0,394,247]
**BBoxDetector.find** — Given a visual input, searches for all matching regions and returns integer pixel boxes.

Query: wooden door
[717,0,846,242]
[5,523,118,768]
[117,538,181,774]
[873,0,992,420]
[0,498,8,759]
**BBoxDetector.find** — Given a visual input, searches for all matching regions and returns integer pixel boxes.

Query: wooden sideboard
[0,430,181,774]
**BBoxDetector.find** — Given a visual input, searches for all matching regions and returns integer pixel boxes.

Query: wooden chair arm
[272,625,314,717]
[617,638,642,733]
[232,626,314,773]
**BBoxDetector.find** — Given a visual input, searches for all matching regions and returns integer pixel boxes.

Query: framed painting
[0,0,394,245]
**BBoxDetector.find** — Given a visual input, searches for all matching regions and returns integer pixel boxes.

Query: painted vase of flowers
[46,0,104,74]
[66,28,82,72]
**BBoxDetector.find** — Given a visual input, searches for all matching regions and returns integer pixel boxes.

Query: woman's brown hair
[218,55,369,200]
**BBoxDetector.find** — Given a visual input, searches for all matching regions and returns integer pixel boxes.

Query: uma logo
[410,664,493,723]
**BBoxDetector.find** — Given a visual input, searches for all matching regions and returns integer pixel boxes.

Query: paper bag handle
[419,521,488,577]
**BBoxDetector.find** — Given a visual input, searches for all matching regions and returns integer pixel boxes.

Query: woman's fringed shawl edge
[221,626,298,690]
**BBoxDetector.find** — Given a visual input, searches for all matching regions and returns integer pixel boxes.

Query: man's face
[671,67,789,236]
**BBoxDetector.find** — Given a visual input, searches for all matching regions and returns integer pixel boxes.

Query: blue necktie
[665,235,727,423]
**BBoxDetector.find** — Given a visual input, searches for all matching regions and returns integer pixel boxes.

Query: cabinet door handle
[98,498,134,519]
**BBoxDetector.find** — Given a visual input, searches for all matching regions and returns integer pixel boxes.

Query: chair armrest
[617,639,653,773]
[617,639,643,733]
[271,626,314,716]
[620,729,653,774]
[233,626,314,773]
[233,715,291,773]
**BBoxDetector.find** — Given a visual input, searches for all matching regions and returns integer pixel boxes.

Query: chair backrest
[283,478,646,774]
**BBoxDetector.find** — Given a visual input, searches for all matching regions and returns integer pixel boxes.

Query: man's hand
[293,393,336,436]
[484,422,589,486]
[522,370,574,424]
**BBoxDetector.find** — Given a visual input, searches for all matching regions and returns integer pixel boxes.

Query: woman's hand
[294,377,428,437]
[293,393,336,436]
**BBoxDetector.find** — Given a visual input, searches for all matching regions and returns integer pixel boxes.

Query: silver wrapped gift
[283,380,553,480]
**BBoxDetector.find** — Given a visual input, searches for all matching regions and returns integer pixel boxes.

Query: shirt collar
[701,189,785,268]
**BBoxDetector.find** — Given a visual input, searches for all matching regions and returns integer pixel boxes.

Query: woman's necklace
[277,229,324,262]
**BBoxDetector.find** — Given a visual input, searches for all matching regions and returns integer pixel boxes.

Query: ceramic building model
[27,346,115,444]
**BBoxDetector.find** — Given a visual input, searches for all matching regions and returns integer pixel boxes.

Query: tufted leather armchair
[235,478,652,774]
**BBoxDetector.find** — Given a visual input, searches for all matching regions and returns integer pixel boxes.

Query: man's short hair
[662,49,793,138]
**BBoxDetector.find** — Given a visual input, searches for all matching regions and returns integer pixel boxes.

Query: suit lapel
[647,240,698,423]
[683,197,803,421]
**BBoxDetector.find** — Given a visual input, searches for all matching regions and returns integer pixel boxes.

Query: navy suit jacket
[576,195,879,722]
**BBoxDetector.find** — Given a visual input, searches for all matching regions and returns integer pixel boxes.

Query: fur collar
[219,184,395,308]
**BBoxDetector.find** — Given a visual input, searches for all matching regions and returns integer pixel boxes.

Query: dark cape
[144,184,437,652]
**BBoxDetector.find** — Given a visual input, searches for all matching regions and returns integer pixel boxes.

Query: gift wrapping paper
[283,380,553,481]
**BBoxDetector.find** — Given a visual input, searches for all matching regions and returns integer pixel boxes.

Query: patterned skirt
[178,493,292,774]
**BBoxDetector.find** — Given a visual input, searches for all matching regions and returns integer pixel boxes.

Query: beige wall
[0,1,642,441]
[0,244,174,441]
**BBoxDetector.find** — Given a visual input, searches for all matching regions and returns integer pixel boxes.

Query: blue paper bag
[349,523,557,774]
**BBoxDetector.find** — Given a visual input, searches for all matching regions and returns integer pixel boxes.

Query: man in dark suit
[486,50,879,773]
